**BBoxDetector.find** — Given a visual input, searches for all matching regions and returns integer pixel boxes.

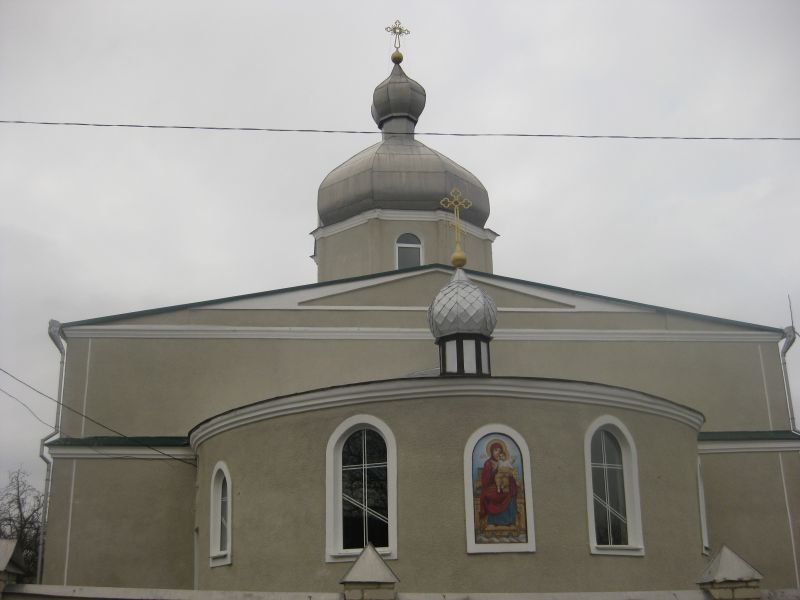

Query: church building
[11,27,800,600]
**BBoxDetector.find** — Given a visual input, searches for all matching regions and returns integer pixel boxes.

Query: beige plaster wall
[57,332,789,438]
[316,218,492,281]
[195,395,705,593]
[41,459,195,589]
[700,451,800,589]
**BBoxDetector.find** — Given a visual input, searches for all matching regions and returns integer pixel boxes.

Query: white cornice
[62,325,782,343]
[698,440,800,454]
[311,209,499,241]
[48,446,196,460]
[190,378,705,450]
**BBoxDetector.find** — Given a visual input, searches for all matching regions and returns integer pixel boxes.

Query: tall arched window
[396,233,422,269]
[326,415,397,561]
[584,416,644,555]
[210,461,232,566]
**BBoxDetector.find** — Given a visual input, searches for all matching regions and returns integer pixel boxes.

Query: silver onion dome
[428,269,498,339]
[317,61,490,228]
[371,63,426,127]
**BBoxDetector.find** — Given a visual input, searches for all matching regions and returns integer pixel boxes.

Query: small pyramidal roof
[697,545,763,584]
[339,543,400,584]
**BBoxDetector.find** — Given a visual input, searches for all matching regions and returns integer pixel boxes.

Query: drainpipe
[781,325,797,433]
[37,319,66,583]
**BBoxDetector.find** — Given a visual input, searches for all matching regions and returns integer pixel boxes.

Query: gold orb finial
[385,20,410,61]
[440,188,473,269]
[451,242,467,268]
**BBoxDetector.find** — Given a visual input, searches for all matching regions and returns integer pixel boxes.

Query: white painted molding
[583,415,645,556]
[190,378,704,450]
[698,439,800,454]
[463,424,536,553]
[325,415,397,562]
[62,325,782,343]
[311,209,499,242]
[48,446,196,460]
[210,461,232,567]
[4,584,709,600]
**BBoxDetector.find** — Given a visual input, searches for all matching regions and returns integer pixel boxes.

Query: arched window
[396,233,422,269]
[210,461,232,566]
[584,416,643,555]
[326,415,397,561]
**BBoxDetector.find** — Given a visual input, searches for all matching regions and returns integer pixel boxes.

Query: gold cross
[440,188,472,247]
[385,20,410,50]
[440,188,472,268]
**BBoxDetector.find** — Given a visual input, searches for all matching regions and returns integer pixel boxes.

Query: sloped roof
[339,543,399,584]
[58,264,783,334]
[697,545,763,584]
[0,538,25,575]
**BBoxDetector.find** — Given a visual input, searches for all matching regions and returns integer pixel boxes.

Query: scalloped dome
[317,62,490,228]
[428,269,498,339]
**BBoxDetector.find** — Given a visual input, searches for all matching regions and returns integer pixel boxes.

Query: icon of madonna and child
[472,433,528,544]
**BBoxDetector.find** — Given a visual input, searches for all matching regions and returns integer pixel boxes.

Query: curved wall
[193,378,705,593]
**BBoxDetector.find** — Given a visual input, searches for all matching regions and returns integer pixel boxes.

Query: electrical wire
[1,119,798,141]
[0,386,52,429]
[0,367,196,468]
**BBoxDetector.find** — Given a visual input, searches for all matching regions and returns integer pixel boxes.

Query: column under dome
[313,53,496,282]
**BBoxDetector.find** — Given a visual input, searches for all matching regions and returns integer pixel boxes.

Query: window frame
[325,415,397,562]
[209,461,232,567]
[463,423,536,554]
[583,416,644,556]
[395,233,423,269]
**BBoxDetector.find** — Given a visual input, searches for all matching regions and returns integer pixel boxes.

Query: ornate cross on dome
[440,188,472,268]
[385,20,410,50]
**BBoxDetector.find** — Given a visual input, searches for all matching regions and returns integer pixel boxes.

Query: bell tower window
[396,233,422,269]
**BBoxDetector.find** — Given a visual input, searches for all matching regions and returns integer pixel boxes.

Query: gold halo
[485,438,510,459]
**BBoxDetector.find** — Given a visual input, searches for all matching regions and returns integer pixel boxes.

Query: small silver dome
[428,269,498,339]
[371,63,426,128]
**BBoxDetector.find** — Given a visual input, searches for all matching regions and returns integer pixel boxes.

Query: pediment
[299,271,574,309]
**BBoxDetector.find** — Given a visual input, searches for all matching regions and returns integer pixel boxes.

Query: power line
[0,367,196,468]
[0,386,52,429]
[1,119,798,141]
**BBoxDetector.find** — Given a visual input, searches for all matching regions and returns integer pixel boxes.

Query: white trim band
[312,209,499,242]
[190,378,704,450]
[698,440,800,454]
[62,325,782,343]
[48,446,196,460]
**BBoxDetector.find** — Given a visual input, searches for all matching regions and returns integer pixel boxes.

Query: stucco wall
[316,218,492,281]
[701,451,800,589]
[42,459,195,589]
[194,393,704,593]
[56,334,788,439]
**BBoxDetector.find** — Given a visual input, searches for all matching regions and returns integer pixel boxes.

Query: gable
[59,264,783,335]
[299,271,448,307]
[299,271,575,309]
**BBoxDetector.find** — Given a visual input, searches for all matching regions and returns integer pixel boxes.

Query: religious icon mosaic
[471,432,528,544]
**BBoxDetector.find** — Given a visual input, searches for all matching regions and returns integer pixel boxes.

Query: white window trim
[209,461,232,567]
[697,458,710,555]
[463,423,536,554]
[584,416,644,556]
[325,414,397,562]
[395,233,424,269]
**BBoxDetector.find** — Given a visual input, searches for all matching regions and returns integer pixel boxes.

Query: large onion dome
[428,269,497,339]
[317,60,490,228]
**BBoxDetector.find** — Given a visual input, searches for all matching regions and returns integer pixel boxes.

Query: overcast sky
[1,0,799,484]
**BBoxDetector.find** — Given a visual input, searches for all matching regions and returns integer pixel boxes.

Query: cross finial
[440,188,472,268]
[385,20,410,64]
